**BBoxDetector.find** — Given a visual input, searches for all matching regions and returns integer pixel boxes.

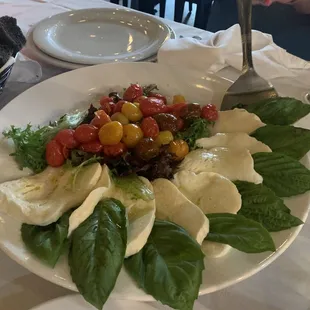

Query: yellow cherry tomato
[98,121,123,145]
[121,102,143,122]
[110,112,129,125]
[133,102,140,107]
[173,95,186,105]
[155,131,174,146]
[168,140,189,160]
[122,124,143,148]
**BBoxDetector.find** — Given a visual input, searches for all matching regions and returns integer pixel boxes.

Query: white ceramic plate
[30,295,157,310]
[26,25,175,70]
[33,8,171,65]
[0,63,309,301]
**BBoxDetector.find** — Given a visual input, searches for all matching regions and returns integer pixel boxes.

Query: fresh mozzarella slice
[179,147,263,184]
[68,168,155,258]
[152,178,209,245]
[212,109,265,135]
[0,163,102,226]
[68,187,110,236]
[94,164,112,189]
[202,241,231,258]
[173,171,241,214]
[110,176,155,258]
[196,132,271,154]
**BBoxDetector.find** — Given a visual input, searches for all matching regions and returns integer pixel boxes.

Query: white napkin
[158,24,310,84]
[8,53,42,83]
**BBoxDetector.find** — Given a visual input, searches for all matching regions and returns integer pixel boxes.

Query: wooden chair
[174,0,213,29]
[136,0,167,18]
[110,0,128,7]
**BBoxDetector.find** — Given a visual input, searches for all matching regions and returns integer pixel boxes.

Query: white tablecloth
[1,1,310,310]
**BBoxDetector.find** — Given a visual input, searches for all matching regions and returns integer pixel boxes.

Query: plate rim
[32,8,172,65]
[0,62,309,302]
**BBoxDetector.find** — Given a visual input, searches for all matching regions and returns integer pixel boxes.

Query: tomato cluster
[45,84,218,168]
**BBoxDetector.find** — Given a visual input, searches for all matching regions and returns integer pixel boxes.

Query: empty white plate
[26,25,175,70]
[33,8,171,65]
[30,295,158,310]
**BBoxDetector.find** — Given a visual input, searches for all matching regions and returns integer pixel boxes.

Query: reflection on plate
[33,8,171,65]
[0,63,309,301]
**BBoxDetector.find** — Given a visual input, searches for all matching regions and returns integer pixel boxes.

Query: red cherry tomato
[103,142,127,157]
[114,100,127,113]
[100,96,113,106]
[140,117,159,139]
[135,96,147,104]
[166,103,187,117]
[109,102,116,115]
[74,124,99,143]
[139,97,168,117]
[201,104,218,121]
[62,146,69,159]
[54,129,79,149]
[123,84,143,102]
[148,92,167,105]
[90,110,111,128]
[99,96,115,115]
[79,140,103,153]
[45,140,65,167]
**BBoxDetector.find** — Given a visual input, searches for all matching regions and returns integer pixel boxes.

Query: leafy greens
[235,181,303,232]
[3,110,87,173]
[69,199,127,310]
[176,118,211,150]
[236,97,310,125]
[253,152,310,197]
[251,124,310,160]
[206,213,276,253]
[21,210,72,267]
[125,220,204,310]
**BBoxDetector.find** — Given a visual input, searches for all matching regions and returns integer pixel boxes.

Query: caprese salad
[1,83,310,310]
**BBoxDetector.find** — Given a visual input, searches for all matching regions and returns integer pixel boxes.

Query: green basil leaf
[125,220,204,310]
[206,213,276,253]
[241,97,310,125]
[252,125,310,160]
[235,181,303,232]
[69,198,127,310]
[114,174,154,201]
[253,152,310,197]
[21,211,71,267]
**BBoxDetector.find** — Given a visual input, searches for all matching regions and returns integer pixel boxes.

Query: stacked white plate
[28,8,175,69]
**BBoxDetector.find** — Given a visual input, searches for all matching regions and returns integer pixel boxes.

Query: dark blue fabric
[207,1,310,60]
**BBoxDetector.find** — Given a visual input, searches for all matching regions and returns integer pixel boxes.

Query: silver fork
[221,0,278,111]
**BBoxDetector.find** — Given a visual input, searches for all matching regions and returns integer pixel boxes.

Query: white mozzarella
[179,147,263,184]
[202,241,231,258]
[152,178,209,245]
[68,187,110,236]
[173,171,241,214]
[68,169,155,258]
[196,132,271,154]
[0,163,102,226]
[212,109,265,135]
[111,176,156,258]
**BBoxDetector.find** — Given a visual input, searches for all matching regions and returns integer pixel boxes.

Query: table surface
[1,1,310,310]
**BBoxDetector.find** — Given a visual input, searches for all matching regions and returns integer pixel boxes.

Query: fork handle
[237,0,254,72]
